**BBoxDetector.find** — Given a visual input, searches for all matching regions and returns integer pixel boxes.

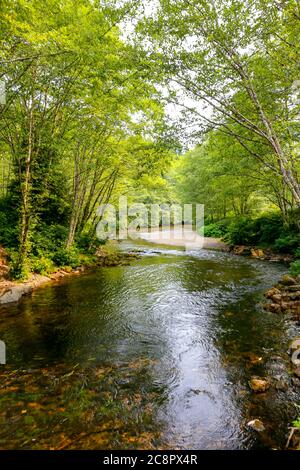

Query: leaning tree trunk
[19,99,35,269]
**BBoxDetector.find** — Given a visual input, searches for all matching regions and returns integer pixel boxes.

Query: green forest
[0,0,300,454]
[0,0,299,278]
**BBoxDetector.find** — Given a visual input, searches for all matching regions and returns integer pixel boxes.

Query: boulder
[274,379,289,391]
[293,367,300,378]
[285,285,300,292]
[263,303,282,313]
[249,376,270,393]
[292,377,300,387]
[0,284,32,304]
[271,294,283,303]
[264,287,281,299]
[291,351,300,367]
[250,248,265,259]
[281,275,297,286]
[289,338,300,353]
[233,246,251,256]
[247,419,265,432]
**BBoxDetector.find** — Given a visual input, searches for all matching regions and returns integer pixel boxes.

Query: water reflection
[0,243,299,449]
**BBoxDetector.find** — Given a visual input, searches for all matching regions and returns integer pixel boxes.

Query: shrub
[0,197,19,248]
[254,213,284,244]
[290,260,300,277]
[223,213,300,254]
[31,224,69,256]
[293,417,300,431]
[30,256,54,275]
[204,222,228,238]
[52,247,81,268]
[273,234,300,254]
[8,251,30,280]
[76,233,106,251]
[224,217,258,245]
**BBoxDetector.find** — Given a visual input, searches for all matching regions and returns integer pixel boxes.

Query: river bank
[0,232,296,307]
[0,247,140,305]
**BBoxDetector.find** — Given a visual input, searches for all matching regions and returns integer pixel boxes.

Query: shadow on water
[0,242,299,449]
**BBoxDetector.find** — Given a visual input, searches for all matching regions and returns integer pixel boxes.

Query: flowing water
[0,242,299,450]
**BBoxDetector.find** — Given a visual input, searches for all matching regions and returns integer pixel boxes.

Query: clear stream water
[0,241,299,450]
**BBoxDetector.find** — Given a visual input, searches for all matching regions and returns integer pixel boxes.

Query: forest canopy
[0,0,299,278]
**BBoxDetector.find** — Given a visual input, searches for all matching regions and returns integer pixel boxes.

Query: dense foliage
[0,0,299,279]
[0,0,175,278]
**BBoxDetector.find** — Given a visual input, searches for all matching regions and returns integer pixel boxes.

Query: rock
[284,292,300,300]
[247,419,265,432]
[249,376,270,393]
[281,275,297,286]
[233,245,251,256]
[291,350,300,367]
[250,248,265,259]
[0,284,32,304]
[292,377,300,387]
[271,294,283,303]
[280,301,296,311]
[264,287,281,299]
[289,338,300,353]
[274,379,289,391]
[285,285,300,292]
[242,352,263,364]
[293,367,300,378]
[263,303,282,313]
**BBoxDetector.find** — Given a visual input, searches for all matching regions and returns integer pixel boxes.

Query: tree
[138,0,300,211]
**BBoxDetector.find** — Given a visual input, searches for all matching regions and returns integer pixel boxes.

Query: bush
[224,217,258,245]
[31,224,69,256]
[30,256,55,275]
[204,221,228,238]
[254,213,284,244]
[290,260,300,277]
[76,233,106,251]
[8,251,30,280]
[273,234,300,254]
[223,213,300,254]
[0,196,19,248]
[52,247,81,268]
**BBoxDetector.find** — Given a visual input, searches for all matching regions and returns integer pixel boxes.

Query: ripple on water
[0,243,298,450]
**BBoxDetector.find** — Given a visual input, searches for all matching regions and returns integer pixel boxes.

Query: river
[0,240,299,450]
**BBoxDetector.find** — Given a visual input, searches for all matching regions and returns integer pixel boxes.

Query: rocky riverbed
[264,274,300,319]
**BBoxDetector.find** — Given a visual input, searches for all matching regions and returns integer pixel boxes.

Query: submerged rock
[249,376,270,393]
[292,377,300,387]
[293,367,300,378]
[274,378,289,392]
[247,419,265,432]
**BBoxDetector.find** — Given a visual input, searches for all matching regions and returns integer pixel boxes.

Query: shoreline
[0,249,140,306]
[0,235,295,307]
